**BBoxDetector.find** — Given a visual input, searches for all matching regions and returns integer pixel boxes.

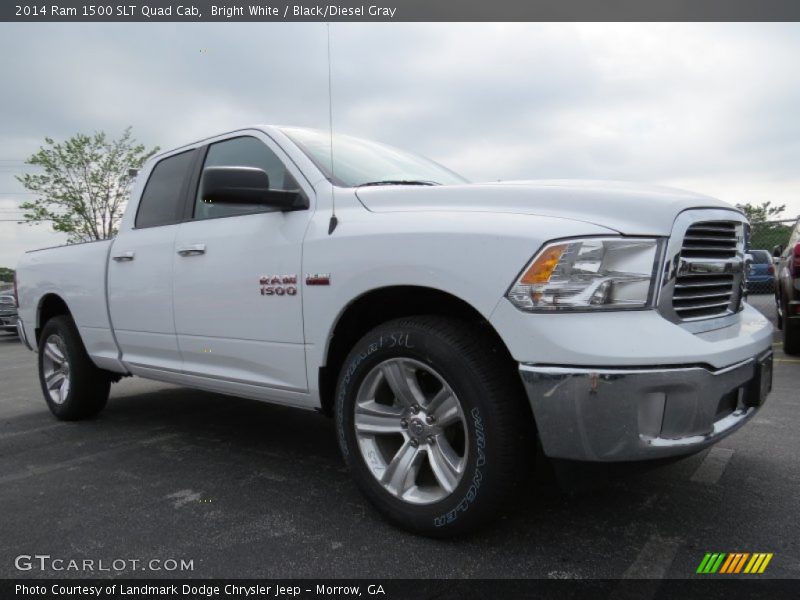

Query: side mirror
[772,245,784,258]
[200,166,308,210]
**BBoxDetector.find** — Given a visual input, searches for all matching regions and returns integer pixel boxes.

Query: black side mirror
[772,245,784,258]
[200,166,308,210]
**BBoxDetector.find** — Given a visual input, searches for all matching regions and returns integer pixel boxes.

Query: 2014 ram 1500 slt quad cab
[14,126,774,536]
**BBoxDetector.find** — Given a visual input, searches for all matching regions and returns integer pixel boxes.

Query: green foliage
[16,128,159,243]
[735,200,785,223]
[0,267,14,283]
[736,201,792,251]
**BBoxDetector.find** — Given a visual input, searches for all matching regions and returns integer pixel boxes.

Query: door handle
[112,251,135,262]
[176,244,206,257]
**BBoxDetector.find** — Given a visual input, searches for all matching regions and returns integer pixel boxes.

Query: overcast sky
[1,22,799,267]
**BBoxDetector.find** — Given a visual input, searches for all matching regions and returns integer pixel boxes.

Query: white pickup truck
[15,126,774,536]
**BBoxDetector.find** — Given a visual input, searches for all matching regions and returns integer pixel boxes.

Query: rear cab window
[135,150,196,228]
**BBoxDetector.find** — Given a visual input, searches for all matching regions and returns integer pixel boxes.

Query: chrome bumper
[16,317,33,351]
[520,352,772,462]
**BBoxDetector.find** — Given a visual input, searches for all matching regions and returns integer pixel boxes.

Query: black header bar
[3,0,800,22]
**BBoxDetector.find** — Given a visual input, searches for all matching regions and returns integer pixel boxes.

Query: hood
[355,180,741,236]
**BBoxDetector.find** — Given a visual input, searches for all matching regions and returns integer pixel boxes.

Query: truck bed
[16,240,122,371]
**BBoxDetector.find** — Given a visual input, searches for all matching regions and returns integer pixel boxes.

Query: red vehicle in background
[774,216,800,354]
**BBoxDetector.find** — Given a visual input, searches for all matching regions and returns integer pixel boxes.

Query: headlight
[507,237,662,312]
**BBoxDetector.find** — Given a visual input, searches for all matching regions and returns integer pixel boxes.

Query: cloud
[1,22,798,266]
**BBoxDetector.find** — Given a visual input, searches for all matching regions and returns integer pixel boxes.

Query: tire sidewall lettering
[433,406,486,528]
[336,331,417,458]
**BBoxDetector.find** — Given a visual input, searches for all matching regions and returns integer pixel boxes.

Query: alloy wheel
[42,334,71,405]
[353,357,469,504]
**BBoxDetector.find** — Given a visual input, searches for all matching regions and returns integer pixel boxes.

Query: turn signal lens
[519,244,569,284]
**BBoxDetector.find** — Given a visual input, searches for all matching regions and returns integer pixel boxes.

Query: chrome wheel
[354,357,468,505]
[42,334,71,405]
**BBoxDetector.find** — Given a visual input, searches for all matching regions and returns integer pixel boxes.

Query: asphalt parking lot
[1,294,798,580]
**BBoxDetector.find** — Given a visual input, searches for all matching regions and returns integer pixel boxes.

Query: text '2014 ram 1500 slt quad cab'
[14,126,774,536]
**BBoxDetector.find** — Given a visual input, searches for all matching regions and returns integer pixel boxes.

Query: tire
[334,316,533,537]
[784,312,800,355]
[37,315,110,420]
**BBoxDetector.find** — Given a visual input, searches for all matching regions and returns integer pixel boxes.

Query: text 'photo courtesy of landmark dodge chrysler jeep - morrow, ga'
[14,127,773,536]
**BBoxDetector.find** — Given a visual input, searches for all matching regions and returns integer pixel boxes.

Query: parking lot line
[621,533,682,579]
[0,422,65,440]
[0,432,180,485]
[775,358,800,364]
[691,447,734,484]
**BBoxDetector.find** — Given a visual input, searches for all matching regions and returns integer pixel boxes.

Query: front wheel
[334,316,532,537]
[38,315,110,420]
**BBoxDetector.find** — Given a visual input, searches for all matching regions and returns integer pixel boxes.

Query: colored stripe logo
[696,553,773,574]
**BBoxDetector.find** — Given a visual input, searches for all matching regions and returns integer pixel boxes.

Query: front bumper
[520,351,772,462]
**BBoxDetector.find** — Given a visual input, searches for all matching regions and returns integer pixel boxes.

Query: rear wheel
[38,315,110,420]
[334,316,532,537]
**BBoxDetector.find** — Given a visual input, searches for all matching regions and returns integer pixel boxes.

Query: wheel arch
[35,293,73,345]
[318,285,517,416]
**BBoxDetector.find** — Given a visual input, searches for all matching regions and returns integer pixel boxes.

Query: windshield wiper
[358,180,440,187]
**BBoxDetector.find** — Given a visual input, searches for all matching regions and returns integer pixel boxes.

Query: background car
[747,249,775,293]
[774,216,800,355]
[0,293,18,334]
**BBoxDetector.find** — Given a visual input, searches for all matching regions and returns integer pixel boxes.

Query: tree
[735,201,792,251]
[16,128,159,243]
[735,200,785,223]
[0,267,14,283]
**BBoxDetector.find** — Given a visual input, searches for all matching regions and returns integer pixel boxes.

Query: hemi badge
[306,274,331,286]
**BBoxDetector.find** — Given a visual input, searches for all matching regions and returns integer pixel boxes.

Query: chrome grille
[680,221,739,259]
[671,220,743,320]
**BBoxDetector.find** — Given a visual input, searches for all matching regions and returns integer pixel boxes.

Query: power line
[0,211,67,215]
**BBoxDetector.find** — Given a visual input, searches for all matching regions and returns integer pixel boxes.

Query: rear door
[171,133,315,395]
[107,149,197,373]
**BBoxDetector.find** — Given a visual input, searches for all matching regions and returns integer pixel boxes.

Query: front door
[171,134,314,394]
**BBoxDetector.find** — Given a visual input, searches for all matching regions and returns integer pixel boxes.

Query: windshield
[280,127,468,187]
